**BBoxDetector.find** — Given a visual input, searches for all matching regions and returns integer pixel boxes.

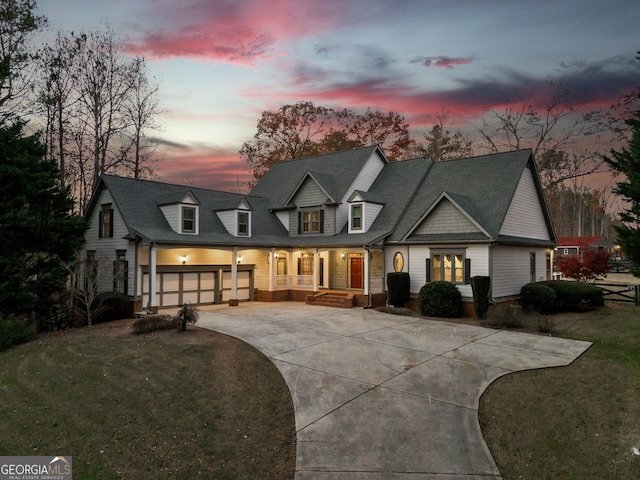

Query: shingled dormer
[214,198,253,237]
[347,190,385,233]
[158,191,201,235]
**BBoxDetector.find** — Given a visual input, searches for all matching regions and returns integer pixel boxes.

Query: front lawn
[0,321,295,479]
[479,302,640,479]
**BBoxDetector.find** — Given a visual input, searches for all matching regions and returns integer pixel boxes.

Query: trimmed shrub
[387,272,410,307]
[93,292,131,324]
[520,283,557,313]
[0,315,36,351]
[471,276,491,319]
[541,280,604,311]
[418,281,462,318]
[131,314,175,334]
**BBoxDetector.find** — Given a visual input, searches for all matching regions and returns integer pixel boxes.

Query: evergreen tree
[603,107,640,276]
[0,121,86,329]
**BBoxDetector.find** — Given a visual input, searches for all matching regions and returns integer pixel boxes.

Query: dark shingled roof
[250,145,385,208]
[90,147,553,249]
[388,149,536,242]
[98,176,288,246]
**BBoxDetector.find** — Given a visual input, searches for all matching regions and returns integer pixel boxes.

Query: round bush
[418,281,462,318]
[520,283,556,312]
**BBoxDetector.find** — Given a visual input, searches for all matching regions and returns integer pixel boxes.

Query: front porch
[137,245,387,309]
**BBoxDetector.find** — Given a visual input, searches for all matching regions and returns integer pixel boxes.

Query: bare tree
[476,83,605,191]
[120,56,162,179]
[0,0,46,120]
[421,110,473,161]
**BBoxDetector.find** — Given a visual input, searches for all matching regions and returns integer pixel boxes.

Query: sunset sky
[38,0,640,192]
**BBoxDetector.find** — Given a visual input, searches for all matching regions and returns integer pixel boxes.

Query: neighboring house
[555,237,616,258]
[82,146,557,313]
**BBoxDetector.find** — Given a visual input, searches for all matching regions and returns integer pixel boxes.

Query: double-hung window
[182,206,196,233]
[351,204,363,231]
[238,211,249,236]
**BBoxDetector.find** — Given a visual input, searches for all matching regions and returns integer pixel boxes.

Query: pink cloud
[411,56,475,69]
[155,143,251,192]
[125,0,346,63]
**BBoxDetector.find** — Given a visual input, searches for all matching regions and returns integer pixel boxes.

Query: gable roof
[250,145,385,208]
[388,149,549,243]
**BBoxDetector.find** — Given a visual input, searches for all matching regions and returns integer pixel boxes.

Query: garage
[141,266,253,308]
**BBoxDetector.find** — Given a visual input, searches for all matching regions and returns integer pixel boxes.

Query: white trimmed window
[238,211,250,236]
[351,204,363,231]
[429,251,469,284]
[182,206,196,233]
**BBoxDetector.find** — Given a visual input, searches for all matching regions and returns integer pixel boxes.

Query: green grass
[479,302,640,479]
[0,323,295,479]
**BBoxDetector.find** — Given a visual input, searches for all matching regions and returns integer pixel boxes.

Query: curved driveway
[196,302,591,479]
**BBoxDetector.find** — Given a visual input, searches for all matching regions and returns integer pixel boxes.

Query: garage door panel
[183,291,199,304]
[163,273,180,291]
[183,273,199,290]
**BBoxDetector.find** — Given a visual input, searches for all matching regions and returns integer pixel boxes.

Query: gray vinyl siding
[293,177,329,206]
[83,189,135,295]
[275,210,289,231]
[500,167,550,240]
[492,245,548,298]
[414,200,480,235]
[159,204,180,232]
[364,203,383,231]
[337,151,386,232]
[216,210,238,236]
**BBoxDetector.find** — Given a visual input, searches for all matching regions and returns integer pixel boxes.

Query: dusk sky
[38,0,640,192]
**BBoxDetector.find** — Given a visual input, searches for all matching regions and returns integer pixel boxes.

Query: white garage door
[221,271,251,302]
[142,271,217,307]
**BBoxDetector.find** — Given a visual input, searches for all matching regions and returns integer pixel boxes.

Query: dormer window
[238,211,250,236]
[99,204,114,238]
[182,206,196,233]
[303,210,320,233]
[351,204,363,231]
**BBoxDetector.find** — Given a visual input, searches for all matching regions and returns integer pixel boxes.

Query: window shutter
[425,258,431,283]
[298,211,302,235]
[99,210,104,237]
[108,210,114,237]
[297,258,301,275]
[319,209,324,233]
[465,258,471,284]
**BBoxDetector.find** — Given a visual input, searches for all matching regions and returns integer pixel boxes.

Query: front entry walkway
[195,302,591,479]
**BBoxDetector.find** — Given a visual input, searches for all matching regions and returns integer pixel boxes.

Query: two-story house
[82,145,557,313]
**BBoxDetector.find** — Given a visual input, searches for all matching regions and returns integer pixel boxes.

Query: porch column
[269,248,275,291]
[288,249,293,289]
[364,248,370,295]
[313,248,319,292]
[147,243,157,312]
[230,247,238,306]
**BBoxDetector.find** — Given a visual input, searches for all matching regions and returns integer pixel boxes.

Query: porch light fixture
[179,255,188,265]
[341,252,346,260]
[237,256,242,264]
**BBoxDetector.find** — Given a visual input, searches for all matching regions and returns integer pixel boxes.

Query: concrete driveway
[195,302,591,479]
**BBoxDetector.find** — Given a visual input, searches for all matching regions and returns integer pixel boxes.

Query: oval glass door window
[393,252,404,272]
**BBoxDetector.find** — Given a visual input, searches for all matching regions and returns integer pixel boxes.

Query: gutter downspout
[489,241,496,304]
[364,245,372,309]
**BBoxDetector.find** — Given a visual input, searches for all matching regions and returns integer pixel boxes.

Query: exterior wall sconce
[179,255,188,265]
[237,256,242,264]
[341,252,346,260]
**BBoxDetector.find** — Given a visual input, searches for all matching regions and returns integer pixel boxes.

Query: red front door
[350,257,363,289]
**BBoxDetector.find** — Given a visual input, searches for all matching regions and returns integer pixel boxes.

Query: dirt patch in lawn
[0,319,296,479]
